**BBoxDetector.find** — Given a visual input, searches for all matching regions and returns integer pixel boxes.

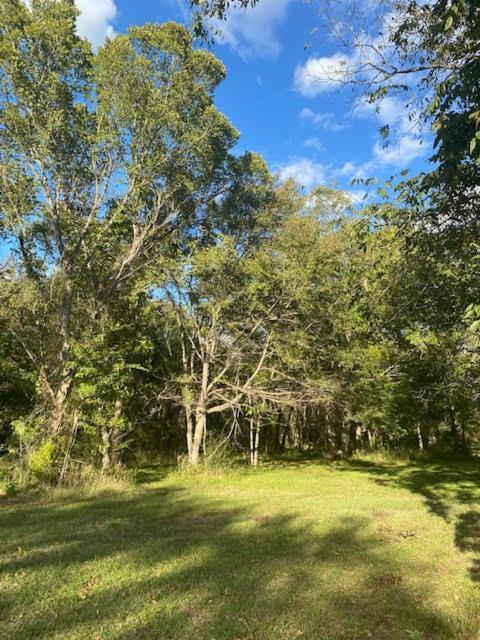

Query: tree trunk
[289,408,302,451]
[250,416,260,467]
[50,374,73,437]
[416,425,424,451]
[449,406,458,443]
[188,349,210,466]
[101,424,112,471]
[347,421,357,455]
[185,405,194,459]
[365,429,375,449]
[355,425,363,452]
[275,425,281,452]
[461,420,467,447]
[102,399,123,471]
[254,423,260,467]
[340,419,350,455]
[324,407,335,453]
[58,411,78,486]
[190,406,206,465]
[50,276,74,437]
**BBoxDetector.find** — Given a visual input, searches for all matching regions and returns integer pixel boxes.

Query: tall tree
[0,2,238,447]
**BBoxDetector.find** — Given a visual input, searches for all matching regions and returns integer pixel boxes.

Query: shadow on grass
[134,463,177,485]
[257,451,330,471]
[0,476,464,640]
[340,456,480,583]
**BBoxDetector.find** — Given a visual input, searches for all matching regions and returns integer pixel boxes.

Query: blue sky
[70,1,431,201]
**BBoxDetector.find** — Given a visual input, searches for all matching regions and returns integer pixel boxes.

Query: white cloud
[75,0,117,47]
[214,0,293,60]
[293,7,420,99]
[294,53,354,97]
[277,158,329,189]
[276,159,373,206]
[304,137,325,152]
[373,136,425,167]
[333,159,376,181]
[277,157,375,191]
[335,161,358,177]
[331,136,425,178]
[354,96,404,127]
[354,95,427,167]
[300,107,349,132]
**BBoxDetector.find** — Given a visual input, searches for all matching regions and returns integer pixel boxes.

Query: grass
[1,455,480,640]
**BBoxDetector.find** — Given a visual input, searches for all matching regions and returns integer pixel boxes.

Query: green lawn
[1,456,480,640]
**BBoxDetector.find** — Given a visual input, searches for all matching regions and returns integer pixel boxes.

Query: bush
[0,465,18,497]
[27,440,56,481]
[3,477,18,497]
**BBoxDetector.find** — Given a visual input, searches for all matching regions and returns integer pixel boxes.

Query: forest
[0,2,479,637]
[1,0,478,482]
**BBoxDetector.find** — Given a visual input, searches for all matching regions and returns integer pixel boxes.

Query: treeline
[0,1,479,483]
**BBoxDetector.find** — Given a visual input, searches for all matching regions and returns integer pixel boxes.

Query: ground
[1,455,480,640]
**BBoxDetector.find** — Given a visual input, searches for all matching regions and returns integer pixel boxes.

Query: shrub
[27,440,56,481]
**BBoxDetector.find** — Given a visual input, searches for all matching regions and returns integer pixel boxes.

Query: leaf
[444,15,453,30]
[469,319,480,332]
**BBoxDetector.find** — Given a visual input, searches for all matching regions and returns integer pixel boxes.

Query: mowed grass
[1,456,480,640]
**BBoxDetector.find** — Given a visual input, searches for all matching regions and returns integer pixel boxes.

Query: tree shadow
[340,457,480,583]
[258,451,330,471]
[134,463,177,484]
[0,477,467,639]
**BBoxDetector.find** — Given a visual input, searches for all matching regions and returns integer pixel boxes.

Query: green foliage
[11,415,43,449]
[0,464,18,496]
[27,440,55,480]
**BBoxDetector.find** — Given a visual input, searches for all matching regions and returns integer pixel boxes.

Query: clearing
[1,456,480,639]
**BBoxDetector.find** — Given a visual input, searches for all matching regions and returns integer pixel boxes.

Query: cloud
[354,95,427,167]
[277,158,329,189]
[335,161,359,177]
[373,136,425,167]
[292,10,415,99]
[330,137,425,179]
[75,0,117,47]
[294,52,354,97]
[213,0,293,60]
[354,96,406,129]
[332,137,425,180]
[304,137,325,152]
[300,107,349,132]
[276,158,373,207]
[277,157,374,191]
[332,159,376,181]
[288,101,425,193]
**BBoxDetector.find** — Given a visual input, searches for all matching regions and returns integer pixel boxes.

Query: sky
[58,1,432,201]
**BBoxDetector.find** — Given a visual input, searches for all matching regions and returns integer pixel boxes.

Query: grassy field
[1,455,480,640]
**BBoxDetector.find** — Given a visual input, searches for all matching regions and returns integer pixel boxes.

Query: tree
[155,237,275,465]
[0,2,239,452]
[151,183,350,464]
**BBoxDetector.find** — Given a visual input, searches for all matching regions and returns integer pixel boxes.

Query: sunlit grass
[1,456,479,639]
